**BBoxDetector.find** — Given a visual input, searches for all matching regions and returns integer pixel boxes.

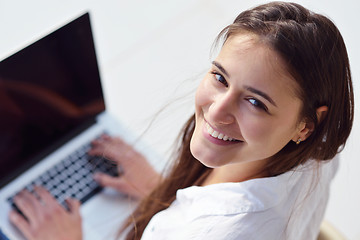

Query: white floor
[0,0,359,239]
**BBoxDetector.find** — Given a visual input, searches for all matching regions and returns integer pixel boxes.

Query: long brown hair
[121,2,354,239]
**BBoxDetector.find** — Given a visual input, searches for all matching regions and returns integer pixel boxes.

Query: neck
[201,160,268,186]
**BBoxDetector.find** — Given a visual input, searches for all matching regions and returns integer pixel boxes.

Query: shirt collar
[174,168,304,216]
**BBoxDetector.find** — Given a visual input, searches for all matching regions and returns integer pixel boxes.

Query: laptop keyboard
[8,134,118,211]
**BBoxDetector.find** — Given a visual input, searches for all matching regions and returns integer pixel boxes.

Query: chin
[194,157,221,169]
[198,160,222,169]
[190,146,220,169]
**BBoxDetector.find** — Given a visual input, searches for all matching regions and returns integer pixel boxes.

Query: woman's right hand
[9,186,82,240]
[88,134,161,199]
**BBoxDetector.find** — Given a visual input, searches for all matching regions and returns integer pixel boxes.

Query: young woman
[9,2,353,240]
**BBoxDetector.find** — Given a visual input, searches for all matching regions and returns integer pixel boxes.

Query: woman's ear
[292,106,328,143]
[316,106,328,123]
[292,121,314,143]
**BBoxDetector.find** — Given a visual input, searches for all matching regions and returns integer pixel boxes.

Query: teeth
[206,123,237,142]
[211,131,219,138]
[217,133,224,139]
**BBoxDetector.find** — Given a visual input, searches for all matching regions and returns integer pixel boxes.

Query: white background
[0,0,359,239]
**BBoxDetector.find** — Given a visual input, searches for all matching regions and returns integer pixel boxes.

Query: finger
[34,186,61,210]
[88,141,110,158]
[94,173,141,197]
[65,198,82,221]
[90,138,105,147]
[9,210,33,239]
[112,177,145,199]
[99,134,111,141]
[13,190,40,219]
[87,146,105,157]
[93,173,122,189]
[89,144,123,164]
[90,134,112,147]
[65,198,81,213]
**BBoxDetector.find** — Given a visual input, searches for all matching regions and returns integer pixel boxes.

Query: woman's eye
[212,72,228,87]
[247,98,268,112]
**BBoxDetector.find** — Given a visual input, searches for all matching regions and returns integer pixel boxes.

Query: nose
[208,92,236,125]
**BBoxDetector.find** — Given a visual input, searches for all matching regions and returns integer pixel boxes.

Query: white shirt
[141,157,339,240]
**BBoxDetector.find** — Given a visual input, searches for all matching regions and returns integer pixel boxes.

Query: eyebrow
[245,85,277,107]
[212,61,230,78]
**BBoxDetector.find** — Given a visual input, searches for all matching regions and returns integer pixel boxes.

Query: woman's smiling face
[190,34,306,176]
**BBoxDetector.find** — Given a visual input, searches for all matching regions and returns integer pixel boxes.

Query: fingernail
[14,196,23,204]
[9,211,18,221]
[93,173,100,181]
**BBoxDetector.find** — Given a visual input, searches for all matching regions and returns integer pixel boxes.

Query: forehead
[218,34,300,98]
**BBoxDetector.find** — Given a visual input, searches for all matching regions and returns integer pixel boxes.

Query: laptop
[0,12,137,240]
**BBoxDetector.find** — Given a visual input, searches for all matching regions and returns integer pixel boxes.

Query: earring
[296,138,302,145]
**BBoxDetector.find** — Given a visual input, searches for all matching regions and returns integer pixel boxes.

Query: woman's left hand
[9,186,82,240]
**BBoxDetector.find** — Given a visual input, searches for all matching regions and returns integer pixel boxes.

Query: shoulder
[143,209,286,240]
[184,210,286,240]
[184,159,338,239]
[143,157,339,240]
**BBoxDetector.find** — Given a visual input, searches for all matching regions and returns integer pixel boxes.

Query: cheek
[239,114,295,148]
[240,117,271,142]
[195,78,212,110]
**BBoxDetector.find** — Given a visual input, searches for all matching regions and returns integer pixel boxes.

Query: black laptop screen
[0,13,105,187]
